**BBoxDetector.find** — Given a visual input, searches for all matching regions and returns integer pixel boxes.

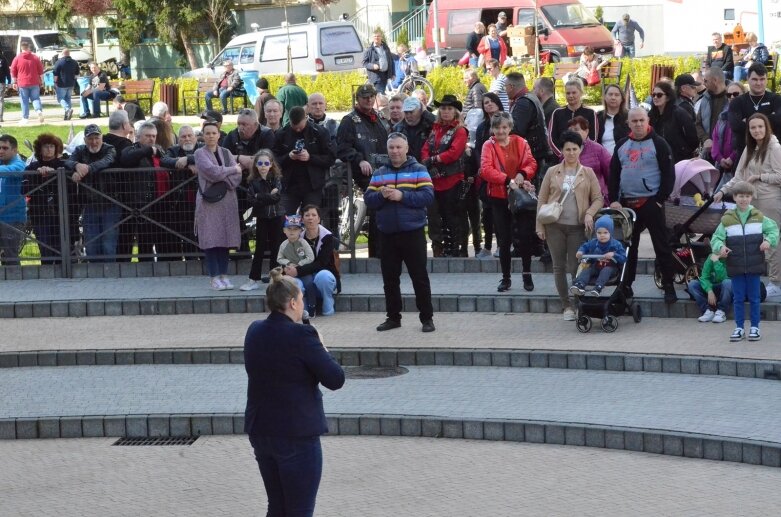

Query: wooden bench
[600,60,623,94]
[552,62,579,88]
[182,77,247,115]
[119,79,155,113]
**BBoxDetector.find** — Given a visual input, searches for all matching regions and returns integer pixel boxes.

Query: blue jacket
[0,154,27,223]
[578,237,627,264]
[244,311,345,438]
[364,156,434,234]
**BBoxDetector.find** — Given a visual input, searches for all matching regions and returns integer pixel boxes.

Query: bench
[120,79,156,113]
[182,77,247,115]
[600,60,623,94]
[552,62,579,88]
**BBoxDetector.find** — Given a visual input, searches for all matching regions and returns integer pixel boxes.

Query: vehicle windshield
[541,4,601,27]
[36,32,81,49]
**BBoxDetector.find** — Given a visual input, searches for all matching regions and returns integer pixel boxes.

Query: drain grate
[344,366,408,379]
[113,436,198,446]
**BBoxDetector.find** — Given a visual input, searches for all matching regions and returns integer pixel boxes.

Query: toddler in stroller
[570,215,627,296]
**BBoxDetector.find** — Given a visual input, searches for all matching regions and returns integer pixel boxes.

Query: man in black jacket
[363,31,395,93]
[674,73,699,122]
[64,124,117,261]
[52,49,80,120]
[162,125,202,256]
[728,63,781,156]
[706,33,734,80]
[274,106,335,214]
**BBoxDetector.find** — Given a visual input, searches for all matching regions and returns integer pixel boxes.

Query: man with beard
[223,108,276,252]
[162,125,202,257]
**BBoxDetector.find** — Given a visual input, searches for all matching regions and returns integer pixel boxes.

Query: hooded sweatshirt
[10,51,44,88]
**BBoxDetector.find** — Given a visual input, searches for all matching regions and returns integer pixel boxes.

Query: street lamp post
[282,0,293,73]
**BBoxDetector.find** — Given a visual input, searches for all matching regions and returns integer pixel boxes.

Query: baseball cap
[402,97,422,112]
[284,215,303,228]
[84,124,101,137]
[355,84,378,98]
[498,11,507,18]
[200,110,223,124]
[674,73,702,89]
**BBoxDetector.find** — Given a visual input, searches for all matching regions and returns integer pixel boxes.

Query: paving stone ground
[4,312,781,361]
[3,365,780,444]
[1,435,780,516]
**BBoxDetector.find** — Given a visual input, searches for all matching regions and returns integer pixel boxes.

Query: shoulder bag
[537,167,581,224]
[198,148,229,203]
[494,142,538,213]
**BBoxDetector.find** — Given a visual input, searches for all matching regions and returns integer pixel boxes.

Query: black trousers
[379,227,433,323]
[249,216,284,280]
[281,185,323,216]
[463,184,481,252]
[435,184,468,256]
[624,199,674,286]
[491,200,533,280]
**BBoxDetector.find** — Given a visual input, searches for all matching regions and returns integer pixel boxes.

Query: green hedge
[139,56,704,114]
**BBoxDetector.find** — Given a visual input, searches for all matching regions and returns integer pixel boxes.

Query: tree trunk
[180,32,199,70]
[89,16,97,62]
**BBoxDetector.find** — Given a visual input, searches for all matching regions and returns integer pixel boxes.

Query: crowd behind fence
[0,162,357,277]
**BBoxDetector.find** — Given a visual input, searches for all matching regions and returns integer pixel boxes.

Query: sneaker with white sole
[569,283,585,296]
[19,118,29,125]
[210,278,227,291]
[562,308,576,321]
[765,283,781,298]
[493,249,500,258]
[475,249,494,260]
[748,327,761,341]
[729,327,745,342]
[239,280,260,291]
[698,309,715,322]
[37,110,44,123]
[220,276,234,290]
[711,310,726,323]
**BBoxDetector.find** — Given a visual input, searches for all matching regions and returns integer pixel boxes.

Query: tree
[112,0,151,65]
[70,0,112,64]
[203,0,233,55]
[312,0,340,21]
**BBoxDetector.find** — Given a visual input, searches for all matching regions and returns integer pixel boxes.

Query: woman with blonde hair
[734,32,770,82]
[240,149,284,291]
[714,113,781,297]
[548,79,598,157]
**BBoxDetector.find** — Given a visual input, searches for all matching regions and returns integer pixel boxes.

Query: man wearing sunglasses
[274,106,335,215]
[696,66,728,157]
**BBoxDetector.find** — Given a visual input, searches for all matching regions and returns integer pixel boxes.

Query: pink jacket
[10,51,43,87]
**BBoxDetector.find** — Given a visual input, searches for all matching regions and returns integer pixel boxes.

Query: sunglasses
[652,93,666,98]
[727,92,742,98]
[256,160,271,166]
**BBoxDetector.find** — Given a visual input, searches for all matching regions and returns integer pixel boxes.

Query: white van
[0,30,92,68]
[183,21,364,78]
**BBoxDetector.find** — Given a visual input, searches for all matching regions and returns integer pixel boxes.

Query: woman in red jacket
[477,24,508,68]
[421,94,469,257]
[480,112,538,292]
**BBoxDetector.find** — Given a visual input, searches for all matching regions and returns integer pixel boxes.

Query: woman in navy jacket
[244,269,345,517]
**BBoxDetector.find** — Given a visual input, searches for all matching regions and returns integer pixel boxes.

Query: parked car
[425,0,614,62]
[0,30,92,69]
[183,20,364,78]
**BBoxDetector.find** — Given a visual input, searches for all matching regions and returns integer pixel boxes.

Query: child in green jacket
[687,253,732,323]
[711,181,779,342]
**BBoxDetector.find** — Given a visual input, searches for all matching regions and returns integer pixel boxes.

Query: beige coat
[536,163,604,234]
[723,135,781,200]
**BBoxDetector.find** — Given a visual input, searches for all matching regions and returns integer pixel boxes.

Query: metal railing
[350,4,391,44]
[0,164,361,277]
[388,5,428,45]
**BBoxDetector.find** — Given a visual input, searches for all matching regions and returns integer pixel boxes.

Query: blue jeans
[687,278,733,313]
[251,435,322,517]
[733,66,748,82]
[83,204,121,261]
[731,274,761,328]
[18,85,42,120]
[204,247,229,277]
[621,44,636,58]
[81,89,113,116]
[300,270,337,315]
[469,56,479,68]
[205,88,241,112]
[56,86,73,111]
[575,264,617,289]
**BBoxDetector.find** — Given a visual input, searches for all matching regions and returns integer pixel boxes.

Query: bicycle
[386,55,437,106]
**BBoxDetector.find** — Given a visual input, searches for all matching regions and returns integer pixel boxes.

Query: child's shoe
[730,327,745,342]
[586,285,602,297]
[748,327,761,341]
[711,310,726,323]
[569,282,585,296]
[698,309,715,322]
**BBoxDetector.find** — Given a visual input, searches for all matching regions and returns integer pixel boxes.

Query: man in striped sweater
[365,133,436,333]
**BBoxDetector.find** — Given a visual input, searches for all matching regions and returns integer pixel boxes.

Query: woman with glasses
[597,84,629,155]
[548,79,599,158]
[240,149,284,291]
[194,121,243,290]
[480,112,538,292]
[711,82,745,183]
[648,80,698,163]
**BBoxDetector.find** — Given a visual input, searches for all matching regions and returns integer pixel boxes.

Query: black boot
[497,278,511,292]
[523,273,534,291]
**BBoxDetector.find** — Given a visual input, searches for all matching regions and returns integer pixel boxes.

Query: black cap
[84,124,101,137]
[674,73,701,89]
[355,84,378,98]
[200,110,223,123]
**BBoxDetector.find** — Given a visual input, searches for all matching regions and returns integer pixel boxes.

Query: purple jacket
[711,112,737,165]
[194,146,242,250]
[563,139,612,203]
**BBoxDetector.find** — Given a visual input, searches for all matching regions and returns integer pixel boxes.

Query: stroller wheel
[631,303,642,323]
[576,315,592,333]
[601,315,619,333]
[653,267,664,289]
[684,264,700,285]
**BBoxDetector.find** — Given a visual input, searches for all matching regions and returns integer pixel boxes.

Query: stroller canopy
[671,159,720,201]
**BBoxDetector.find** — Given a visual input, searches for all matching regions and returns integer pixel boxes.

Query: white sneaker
[712,310,726,323]
[210,278,227,291]
[698,309,715,322]
[37,110,44,123]
[748,326,761,341]
[475,249,493,260]
[239,280,260,291]
[220,276,234,290]
[19,118,29,125]
[730,327,745,342]
[765,283,781,298]
[562,308,576,321]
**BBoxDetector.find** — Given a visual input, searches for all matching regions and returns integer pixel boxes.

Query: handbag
[586,67,601,86]
[492,141,538,213]
[537,167,580,224]
[198,181,228,203]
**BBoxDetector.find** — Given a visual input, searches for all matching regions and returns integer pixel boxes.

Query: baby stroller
[653,159,727,288]
[575,208,641,333]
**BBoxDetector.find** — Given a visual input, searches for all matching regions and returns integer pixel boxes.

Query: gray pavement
[3,365,780,444]
[3,435,780,516]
